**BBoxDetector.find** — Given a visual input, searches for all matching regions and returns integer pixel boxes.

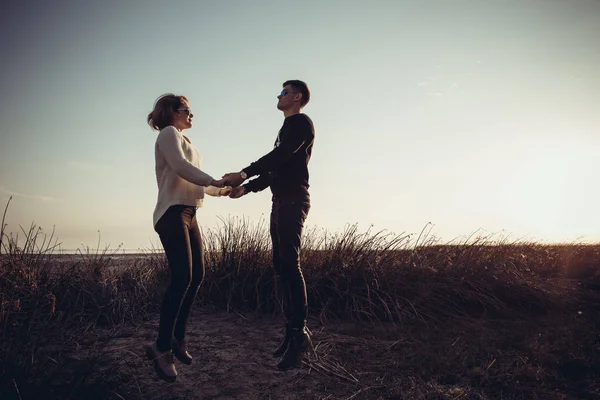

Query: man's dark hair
[283,80,310,107]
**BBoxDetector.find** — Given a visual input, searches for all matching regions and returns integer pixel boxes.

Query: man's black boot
[273,322,292,358]
[276,327,312,370]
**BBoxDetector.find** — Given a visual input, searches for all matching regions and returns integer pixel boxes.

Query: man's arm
[243,173,271,193]
[243,118,312,178]
[229,173,270,199]
[222,116,313,187]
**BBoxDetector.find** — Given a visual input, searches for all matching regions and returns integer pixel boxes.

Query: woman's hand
[219,186,232,196]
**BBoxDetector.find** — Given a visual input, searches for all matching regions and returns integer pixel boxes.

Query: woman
[146,94,230,382]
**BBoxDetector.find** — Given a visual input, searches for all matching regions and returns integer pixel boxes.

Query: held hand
[229,186,245,199]
[221,172,245,188]
[219,186,232,196]
[211,178,226,188]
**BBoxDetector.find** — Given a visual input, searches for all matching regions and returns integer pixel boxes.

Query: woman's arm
[157,126,215,186]
[204,185,232,197]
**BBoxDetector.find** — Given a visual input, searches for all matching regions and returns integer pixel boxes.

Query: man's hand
[219,186,232,196]
[222,172,246,188]
[229,186,245,199]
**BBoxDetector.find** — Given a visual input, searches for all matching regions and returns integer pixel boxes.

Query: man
[222,80,315,370]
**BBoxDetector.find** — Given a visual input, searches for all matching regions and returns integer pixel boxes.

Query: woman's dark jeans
[154,205,205,352]
[270,198,311,329]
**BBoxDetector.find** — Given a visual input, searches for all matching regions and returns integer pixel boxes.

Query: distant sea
[55,249,163,256]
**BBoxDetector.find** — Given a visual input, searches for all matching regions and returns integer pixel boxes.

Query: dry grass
[1,200,600,399]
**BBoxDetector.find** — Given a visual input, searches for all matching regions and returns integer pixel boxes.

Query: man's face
[276,85,298,111]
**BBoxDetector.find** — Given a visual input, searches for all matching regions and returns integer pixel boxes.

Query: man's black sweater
[242,113,314,200]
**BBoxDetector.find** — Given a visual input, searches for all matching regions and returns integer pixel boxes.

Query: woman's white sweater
[153,125,221,227]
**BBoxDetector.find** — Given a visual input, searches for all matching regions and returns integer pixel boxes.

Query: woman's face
[172,100,193,131]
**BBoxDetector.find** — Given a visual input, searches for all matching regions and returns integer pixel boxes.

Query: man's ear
[294,92,303,103]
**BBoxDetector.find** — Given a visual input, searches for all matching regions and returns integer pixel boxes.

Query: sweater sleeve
[242,116,312,177]
[204,185,222,197]
[157,126,214,186]
[243,173,271,193]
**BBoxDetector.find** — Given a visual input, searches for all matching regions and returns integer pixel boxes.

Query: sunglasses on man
[280,89,297,97]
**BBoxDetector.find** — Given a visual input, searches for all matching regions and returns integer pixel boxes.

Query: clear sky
[1,0,599,251]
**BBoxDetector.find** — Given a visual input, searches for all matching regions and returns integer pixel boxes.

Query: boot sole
[146,346,177,382]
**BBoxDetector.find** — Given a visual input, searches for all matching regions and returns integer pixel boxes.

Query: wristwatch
[240,170,248,180]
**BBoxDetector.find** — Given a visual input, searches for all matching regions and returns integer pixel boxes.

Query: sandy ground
[95,308,390,400]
